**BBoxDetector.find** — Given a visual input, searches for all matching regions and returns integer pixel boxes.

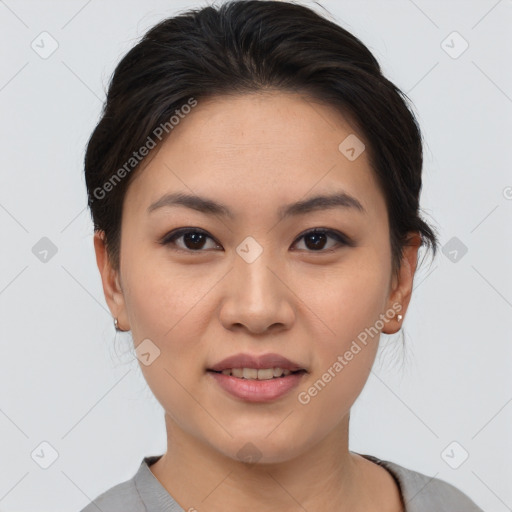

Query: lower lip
[208,371,305,402]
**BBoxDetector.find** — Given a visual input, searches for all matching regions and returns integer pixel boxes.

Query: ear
[93,231,129,331]
[382,232,421,334]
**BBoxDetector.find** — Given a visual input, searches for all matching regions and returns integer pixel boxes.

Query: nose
[218,250,295,335]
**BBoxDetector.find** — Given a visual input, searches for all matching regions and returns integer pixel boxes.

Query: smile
[207,368,307,402]
[210,367,304,380]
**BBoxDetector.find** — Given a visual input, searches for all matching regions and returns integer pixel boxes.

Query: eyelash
[159,227,353,254]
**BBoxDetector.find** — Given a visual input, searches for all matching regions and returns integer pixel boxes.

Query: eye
[292,228,351,252]
[160,227,352,253]
[159,228,222,252]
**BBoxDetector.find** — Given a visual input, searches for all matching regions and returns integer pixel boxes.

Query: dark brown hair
[84,0,438,276]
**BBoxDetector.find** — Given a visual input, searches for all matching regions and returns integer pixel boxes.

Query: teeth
[218,368,297,379]
[257,369,274,380]
[243,368,258,379]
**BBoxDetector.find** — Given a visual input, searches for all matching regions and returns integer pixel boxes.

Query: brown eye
[160,227,352,253]
[161,228,222,252]
[292,228,351,252]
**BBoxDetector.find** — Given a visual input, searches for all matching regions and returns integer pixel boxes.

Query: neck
[150,413,379,512]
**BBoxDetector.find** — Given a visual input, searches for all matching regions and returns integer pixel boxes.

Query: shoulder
[79,456,165,512]
[80,454,185,511]
[360,453,484,512]
[79,477,145,512]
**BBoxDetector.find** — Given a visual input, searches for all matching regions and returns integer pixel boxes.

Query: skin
[94,91,420,512]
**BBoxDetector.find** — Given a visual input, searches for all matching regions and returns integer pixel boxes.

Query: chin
[209,430,311,466]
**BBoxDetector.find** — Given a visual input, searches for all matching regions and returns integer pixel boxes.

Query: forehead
[124,92,386,221]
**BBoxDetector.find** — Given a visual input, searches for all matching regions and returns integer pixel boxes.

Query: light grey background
[0,0,511,510]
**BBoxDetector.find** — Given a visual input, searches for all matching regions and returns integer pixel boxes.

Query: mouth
[206,353,308,402]
[207,352,307,374]
[208,367,307,380]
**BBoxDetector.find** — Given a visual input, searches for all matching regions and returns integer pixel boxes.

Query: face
[95,91,417,464]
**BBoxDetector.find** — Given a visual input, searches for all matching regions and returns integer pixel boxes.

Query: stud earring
[397,314,403,322]
[114,317,123,331]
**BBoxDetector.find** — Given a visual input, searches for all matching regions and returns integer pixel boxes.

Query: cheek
[294,267,388,428]
[121,263,212,430]
[121,247,214,344]
[297,251,390,348]
[293,250,390,404]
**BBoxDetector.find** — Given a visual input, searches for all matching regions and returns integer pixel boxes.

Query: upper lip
[208,353,306,372]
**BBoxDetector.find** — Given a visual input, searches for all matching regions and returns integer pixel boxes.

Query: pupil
[305,233,326,250]
[184,232,205,250]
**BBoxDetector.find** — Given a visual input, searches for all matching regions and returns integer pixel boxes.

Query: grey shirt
[80,453,483,511]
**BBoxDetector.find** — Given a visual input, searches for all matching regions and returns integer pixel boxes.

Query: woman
[81,1,483,510]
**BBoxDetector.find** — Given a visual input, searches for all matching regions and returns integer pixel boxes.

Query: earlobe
[93,231,129,331]
[382,233,421,334]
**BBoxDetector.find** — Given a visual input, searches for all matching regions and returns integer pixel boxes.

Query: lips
[208,352,306,373]
[206,352,307,402]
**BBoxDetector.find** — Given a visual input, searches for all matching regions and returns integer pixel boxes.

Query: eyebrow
[147,190,366,219]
